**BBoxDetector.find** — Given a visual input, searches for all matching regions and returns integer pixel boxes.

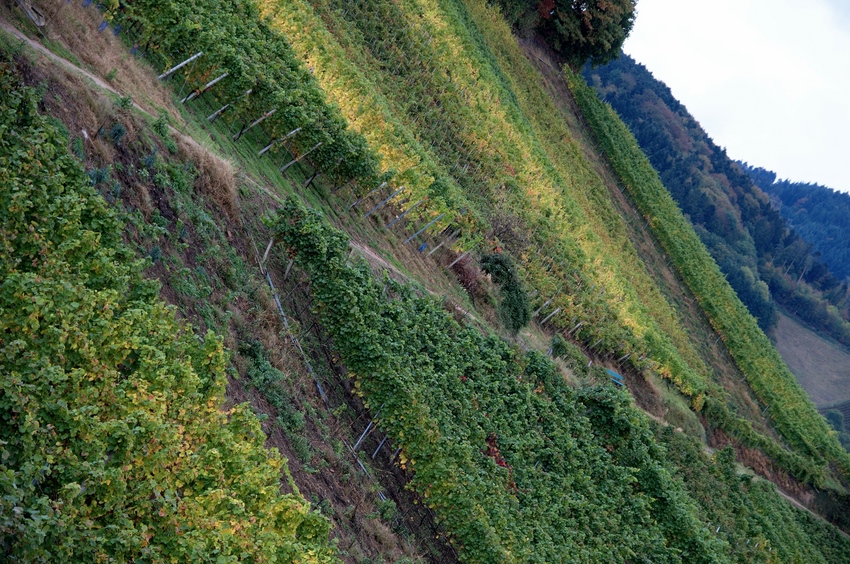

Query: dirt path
[0,16,120,93]
[774,487,850,540]
[348,240,481,325]
[1,14,195,141]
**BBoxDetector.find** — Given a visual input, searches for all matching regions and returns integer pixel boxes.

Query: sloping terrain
[773,312,850,407]
[745,165,850,282]
[584,54,850,348]
[584,52,850,447]
[2,0,850,562]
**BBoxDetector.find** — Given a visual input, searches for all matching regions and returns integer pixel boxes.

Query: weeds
[109,122,126,145]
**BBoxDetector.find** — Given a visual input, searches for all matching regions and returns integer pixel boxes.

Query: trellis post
[181,72,228,104]
[233,109,276,141]
[363,187,405,219]
[349,182,388,209]
[280,142,323,172]
[207,88,252,122]
[158,51,203,80]
[385,199,424,228]
[404,213,445,244]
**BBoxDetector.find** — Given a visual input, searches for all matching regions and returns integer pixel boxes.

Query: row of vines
[268,198,850,563]
[108,0,379,187]
[0,58,335,562]
[260,0,838,484]
[567,72,850,480]
[272,0,711,400]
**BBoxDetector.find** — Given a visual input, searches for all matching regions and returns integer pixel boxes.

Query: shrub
[480,252,530,334]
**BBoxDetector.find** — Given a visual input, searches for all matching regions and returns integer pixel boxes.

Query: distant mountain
[741,165,850,281]
[584,54,850,344]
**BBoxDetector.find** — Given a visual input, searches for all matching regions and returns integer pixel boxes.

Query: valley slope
[2,0,850,562]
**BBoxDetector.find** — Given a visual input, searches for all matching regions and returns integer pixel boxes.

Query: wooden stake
[303,171,320,189]
[540,307,562,325]
[280,142,322,172]
[349,182,387,209]
[233,109,276,141]
[372,437,388,459]
[427,229,459,256]
[363,186,404,219]
[533,299,552,317]
[448,242,480,268]
[181,71,228,104]
[260,238,275,270]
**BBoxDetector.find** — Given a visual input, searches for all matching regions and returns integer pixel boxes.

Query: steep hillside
[0,44,336,562]
[584,55,850,347]
[269,0,850,481]
[3,0,850,561]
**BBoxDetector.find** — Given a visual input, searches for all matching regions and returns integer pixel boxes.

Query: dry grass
[40,0,180,119]
[177,136,239,221]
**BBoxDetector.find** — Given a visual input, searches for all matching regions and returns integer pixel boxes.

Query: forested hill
[741,165,850,282]
[584,55,850,345]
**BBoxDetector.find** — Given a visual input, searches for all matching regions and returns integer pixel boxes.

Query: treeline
[567,70,850,482]
[584,55,850,344]
[742,164,850,282]
[268,197,850,563]
[824,408,850,451]
[0,56,335,562]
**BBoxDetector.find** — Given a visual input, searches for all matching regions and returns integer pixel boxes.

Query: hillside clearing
[774,311,850,407]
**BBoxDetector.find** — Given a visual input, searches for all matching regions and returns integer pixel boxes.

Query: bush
[480,252,530,334]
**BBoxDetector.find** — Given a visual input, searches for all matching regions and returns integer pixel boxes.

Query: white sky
[623,0,850,193]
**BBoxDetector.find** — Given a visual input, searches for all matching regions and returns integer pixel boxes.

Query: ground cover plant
[267,197,850,563]
[0,56,336,563]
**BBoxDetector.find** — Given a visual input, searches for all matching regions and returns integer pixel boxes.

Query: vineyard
[252,0,847,484]
[267,198,850,563]
[567,73,850,480]
[267,0,711,407]
[0,61,334,562]
[3,0,850,560]
[109,0,379,187]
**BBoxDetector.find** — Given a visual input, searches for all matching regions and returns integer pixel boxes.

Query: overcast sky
[623,0,850,193]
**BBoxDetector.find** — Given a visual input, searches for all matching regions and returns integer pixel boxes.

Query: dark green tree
[480,253,531,335]
[546,0,638,67]
[490,0,637,68]
[825,410,846,434]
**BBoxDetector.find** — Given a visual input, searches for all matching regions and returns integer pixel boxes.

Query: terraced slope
[257,0,848,483]
[3,0,850,561]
